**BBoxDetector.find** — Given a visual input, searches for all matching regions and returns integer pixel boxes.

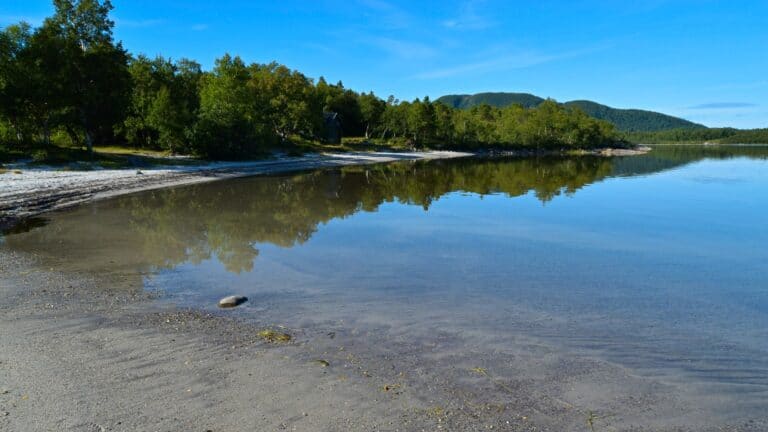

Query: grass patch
[1,142,206,168]
[1,137,424,169]
[94,145,172,158]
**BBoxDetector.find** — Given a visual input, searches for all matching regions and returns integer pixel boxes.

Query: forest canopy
[0,0,625,160]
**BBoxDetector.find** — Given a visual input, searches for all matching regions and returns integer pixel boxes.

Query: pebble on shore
[218,295,248,308]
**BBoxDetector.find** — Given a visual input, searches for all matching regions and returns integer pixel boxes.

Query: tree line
[625,127,768,144]
[1,0,624,160]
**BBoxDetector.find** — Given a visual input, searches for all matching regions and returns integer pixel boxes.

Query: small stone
[2,411,8,416]
[311,359,330,367]
[218,295,248,308]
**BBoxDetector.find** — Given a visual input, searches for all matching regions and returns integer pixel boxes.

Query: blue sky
[3,0,767,128]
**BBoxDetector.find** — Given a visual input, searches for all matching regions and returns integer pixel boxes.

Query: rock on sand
[218,295,248,308]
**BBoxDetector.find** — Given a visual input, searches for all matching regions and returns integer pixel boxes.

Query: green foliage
[563,100,704,132]
[316,78,365,137]
[358,91,386,138]
[0,0,130,153]
[438,92,545,109]
[718,129,768,144]
[0,1,624,161]
[376,98,622,150]
[625,128,768,144]
[122,55,201,153]
[250,62,322,140]
[194,54,272,159]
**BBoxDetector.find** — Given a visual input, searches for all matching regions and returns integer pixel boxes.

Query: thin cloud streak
[368,37,436,59]
[412,46,605,80]
[115,18,165,28]
[689,102,758,109]
[442,0,495,30]
[355,0,412,29]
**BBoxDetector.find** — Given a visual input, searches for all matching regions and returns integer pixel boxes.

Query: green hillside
[437,93,705,132]
[438,92,545,109]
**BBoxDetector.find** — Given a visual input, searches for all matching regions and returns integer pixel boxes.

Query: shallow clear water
[4,145,768,423]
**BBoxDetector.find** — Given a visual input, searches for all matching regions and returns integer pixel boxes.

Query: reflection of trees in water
[611,144,768,177]
[9,145,767,275]
[119,156,615,273]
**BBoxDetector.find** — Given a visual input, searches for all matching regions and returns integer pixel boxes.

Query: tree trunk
[42,118,51,147]
[80,110,93,155]
[84,129,94,155]
[66,126,79,147]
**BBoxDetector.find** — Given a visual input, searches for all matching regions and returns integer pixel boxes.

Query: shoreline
[0,150,471,230]
[0,147,651,231]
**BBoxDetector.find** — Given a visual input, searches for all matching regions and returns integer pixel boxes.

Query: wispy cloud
[442,0,495,30]
[412,45,604,79]
[688,102,758,109]
[115,18,165,28]
[356,0,412,29]
[191,24,209,31]
[368,37,436,59]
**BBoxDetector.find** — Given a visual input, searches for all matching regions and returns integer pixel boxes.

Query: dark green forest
[437,92,706,132]
[0,0,625,162]
[625,127,768,144]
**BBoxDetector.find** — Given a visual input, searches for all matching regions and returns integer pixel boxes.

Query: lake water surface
[4,145,768,428]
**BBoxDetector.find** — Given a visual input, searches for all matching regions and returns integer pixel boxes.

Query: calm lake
[3,144,768,427]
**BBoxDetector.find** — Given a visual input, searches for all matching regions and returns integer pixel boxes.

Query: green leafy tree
[0,23,34,144]
[250,62,321,140]
[123,55,201,153]
[358,92,385,139]
[195,54,273,158]
[37,0,131,152]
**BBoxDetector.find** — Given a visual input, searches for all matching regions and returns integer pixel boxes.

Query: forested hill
[437,93,705,132]
[438,93,546,109]
[562,100,703,132]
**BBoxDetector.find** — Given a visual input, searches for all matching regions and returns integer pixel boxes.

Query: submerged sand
[1,249,765,431]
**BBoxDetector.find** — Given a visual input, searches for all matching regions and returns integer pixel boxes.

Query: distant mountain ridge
[436,92,705,132]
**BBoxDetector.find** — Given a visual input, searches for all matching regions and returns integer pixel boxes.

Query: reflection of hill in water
[5,145,768,275]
